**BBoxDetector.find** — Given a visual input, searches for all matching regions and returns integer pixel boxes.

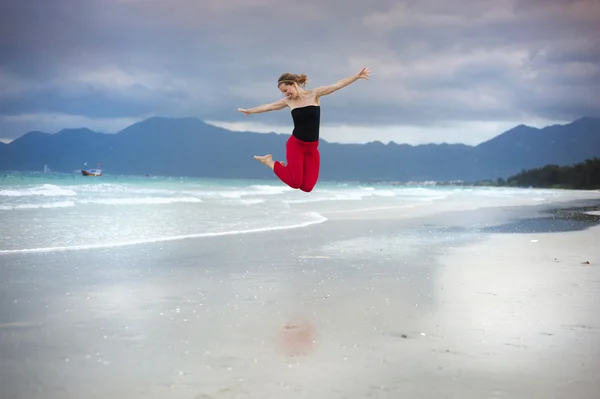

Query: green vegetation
[503,157,600,189]
[440,157,600,190]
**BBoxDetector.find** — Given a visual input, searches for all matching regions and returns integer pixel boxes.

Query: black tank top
[291,105,320,142]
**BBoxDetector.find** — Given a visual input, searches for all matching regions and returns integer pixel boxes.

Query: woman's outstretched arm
[314,67,371,98]
[238,98,287,115]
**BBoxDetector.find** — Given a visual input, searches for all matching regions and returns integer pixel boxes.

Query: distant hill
[0,140,9,163]
[473,117,600,178]
[1,116,599,182]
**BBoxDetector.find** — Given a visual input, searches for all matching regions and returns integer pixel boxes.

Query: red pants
[274,135,320,192]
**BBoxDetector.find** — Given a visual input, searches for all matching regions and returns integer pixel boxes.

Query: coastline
[0,198,599,398]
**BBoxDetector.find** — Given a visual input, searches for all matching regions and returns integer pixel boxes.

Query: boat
[81,168,102,176]
[81,162,102,176]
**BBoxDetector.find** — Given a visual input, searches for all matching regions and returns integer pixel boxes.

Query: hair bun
[296,73,308,86]
[277,72,309,87]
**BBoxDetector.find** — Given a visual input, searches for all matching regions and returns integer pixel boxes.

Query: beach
[1,174,600,398]
[417,223,600,398]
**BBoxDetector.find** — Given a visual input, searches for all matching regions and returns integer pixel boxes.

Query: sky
[0,0,599,145]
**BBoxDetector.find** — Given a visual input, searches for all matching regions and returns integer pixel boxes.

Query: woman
[238,67,371,192]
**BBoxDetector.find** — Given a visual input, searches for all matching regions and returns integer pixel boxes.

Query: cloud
[0,0,598,142]
[0,113,139,139]
[0,80,191,118]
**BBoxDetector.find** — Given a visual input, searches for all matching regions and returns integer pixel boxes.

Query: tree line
[476,157,600,189]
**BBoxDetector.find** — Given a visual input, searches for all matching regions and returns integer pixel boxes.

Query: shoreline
[0,197,599,398]
[1,188,599,256]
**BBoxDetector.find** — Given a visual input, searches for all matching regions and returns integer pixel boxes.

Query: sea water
[1,171,597,254]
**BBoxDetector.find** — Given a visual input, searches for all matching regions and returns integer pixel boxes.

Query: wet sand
[0,200,599,398]
[416,222,600,398]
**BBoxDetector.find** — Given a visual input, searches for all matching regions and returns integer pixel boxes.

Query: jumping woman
[237,67,371,192]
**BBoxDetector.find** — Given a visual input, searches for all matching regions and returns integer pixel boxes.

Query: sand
[0,200,599,398]
[415,224,600,398]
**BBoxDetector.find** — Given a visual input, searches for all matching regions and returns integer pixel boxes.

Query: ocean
[2,171,600,399]
[1,171,598,254]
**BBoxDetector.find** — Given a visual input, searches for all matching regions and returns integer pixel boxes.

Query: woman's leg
[299,148,320,192]
[255,137,306,189]
[274,137,306,189]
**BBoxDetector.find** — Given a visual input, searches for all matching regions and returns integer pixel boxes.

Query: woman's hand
[357,67,371,80]
[238,108,251,116]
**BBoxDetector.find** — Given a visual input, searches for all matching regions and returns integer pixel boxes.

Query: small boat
[81,168,102,176]
[81,162,102,176]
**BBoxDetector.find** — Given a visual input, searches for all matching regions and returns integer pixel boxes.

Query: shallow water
[2,171,598,254]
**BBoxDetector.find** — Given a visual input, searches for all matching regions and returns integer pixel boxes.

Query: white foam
[372,190,396,197]
[249,184,293,195]
[283,198,333,204]
[417,195,449,202]
[470,189,516,198]
[187,185,290,200]
[323,204,415,214]
[240,199,265,205]
[0,212,328,255]
[281,186,450,205]
[282,190,374,204]
[393,187,449,198]
[78,197,202,205]
[0,201,76,210]
[72,183,177,195]
[182,188,285,199]
[0,184,77,197]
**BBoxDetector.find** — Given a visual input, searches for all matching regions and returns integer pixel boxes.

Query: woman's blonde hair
[277,72,308,87]
[277,73,309,95]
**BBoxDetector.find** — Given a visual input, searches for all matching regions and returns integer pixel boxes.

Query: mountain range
[1,116,599,182]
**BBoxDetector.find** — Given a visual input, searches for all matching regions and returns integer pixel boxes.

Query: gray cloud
[0,81,193,118]
[1,0,599,141]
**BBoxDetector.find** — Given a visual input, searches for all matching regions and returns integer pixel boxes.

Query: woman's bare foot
[254,154,275,169]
